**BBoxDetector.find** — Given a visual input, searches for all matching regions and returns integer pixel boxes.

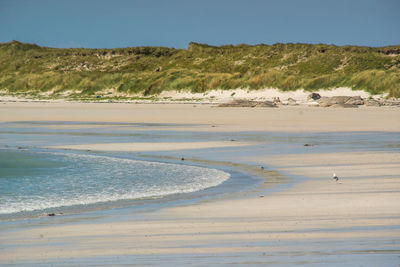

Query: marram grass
[1,41,399,98]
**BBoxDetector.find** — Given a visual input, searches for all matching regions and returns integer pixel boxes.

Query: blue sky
[0,0,399,48]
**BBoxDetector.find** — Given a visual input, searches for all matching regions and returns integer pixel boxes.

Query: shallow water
[1,121,399,153]
[0,149,231,218]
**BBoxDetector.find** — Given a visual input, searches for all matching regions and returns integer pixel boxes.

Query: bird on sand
[332,173,339,182]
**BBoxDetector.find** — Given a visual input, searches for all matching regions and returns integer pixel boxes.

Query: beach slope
[0,102,399,266]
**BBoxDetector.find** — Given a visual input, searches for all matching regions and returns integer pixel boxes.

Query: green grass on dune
[1,40,399,98]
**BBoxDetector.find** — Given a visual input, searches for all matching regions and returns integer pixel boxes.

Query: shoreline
[0,102,399,266]
[0,148,267,222]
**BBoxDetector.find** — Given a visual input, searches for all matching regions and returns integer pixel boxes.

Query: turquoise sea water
[0,149,229,217]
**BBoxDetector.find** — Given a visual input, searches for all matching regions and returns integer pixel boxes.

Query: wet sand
[0,102,399,266]
[48,141,251,151]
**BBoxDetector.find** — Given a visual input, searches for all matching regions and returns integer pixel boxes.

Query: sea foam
[0,151,230,214]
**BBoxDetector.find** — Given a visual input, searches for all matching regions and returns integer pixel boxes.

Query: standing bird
[332,173,339,182]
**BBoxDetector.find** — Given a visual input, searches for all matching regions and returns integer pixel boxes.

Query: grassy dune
[1,40,399,98]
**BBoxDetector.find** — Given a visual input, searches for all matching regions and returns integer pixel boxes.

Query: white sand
[158,87,377,104]
[0,102,399,265]
[1,87,386,104]
[1,102,399,132]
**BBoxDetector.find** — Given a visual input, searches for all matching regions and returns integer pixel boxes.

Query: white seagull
[332,173,339,182]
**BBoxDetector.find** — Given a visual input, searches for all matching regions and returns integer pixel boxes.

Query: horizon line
[2,40,400,50]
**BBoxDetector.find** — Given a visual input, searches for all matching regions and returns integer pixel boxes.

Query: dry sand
[1,101,400,132]
[158,87,377,104]
[1,87,380,104]
[0,102,399,265]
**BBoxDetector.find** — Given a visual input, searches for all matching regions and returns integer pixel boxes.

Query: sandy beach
[1,101,399,266]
